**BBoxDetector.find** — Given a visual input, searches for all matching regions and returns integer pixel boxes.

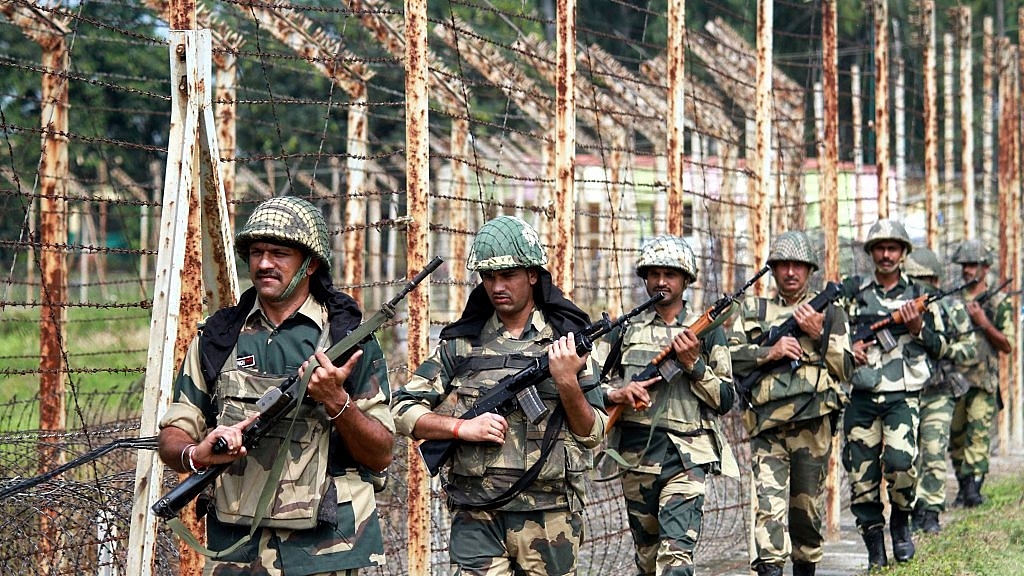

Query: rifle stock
[417,293,664,477]
[152,256,443,521]
[605,265,770,430]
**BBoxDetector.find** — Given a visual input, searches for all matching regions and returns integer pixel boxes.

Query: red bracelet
[452,419,463,440]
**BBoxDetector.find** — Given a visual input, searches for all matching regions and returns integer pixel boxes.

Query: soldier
[840,219,945,569]
[601,235,737,576]
[157,196,395,574]
[729,230,852,576]
[391,215,607,575]
[948,239,1015,508]
[902,248,977,533]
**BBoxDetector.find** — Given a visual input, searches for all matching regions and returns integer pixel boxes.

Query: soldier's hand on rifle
[607,378,656,411]
[793,303,824,339]
[303,349,363,415]
[548,333,589,391]
[672,329,701,371]
[965,301,988,326]
[455,413,508,444]
[763,335,803,364]
[898,300,924,336]
[852,340,870,365]
[193,413,260,467]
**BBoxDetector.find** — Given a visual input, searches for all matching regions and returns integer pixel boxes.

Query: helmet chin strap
[275,254,312,302]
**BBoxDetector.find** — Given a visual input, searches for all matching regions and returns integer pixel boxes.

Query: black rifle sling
[445,405,566,510]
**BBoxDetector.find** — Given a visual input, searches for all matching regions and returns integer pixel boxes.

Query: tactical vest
[617,316,715,435]
[441,335,590,510]
[211,342,333,530]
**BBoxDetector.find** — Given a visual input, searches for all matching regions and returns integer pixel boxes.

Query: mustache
[256,270,282,281]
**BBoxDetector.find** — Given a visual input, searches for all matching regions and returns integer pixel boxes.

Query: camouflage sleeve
[573,356,608,448]
[920,300,946,360]
[390,340,453,438]
[690,326,734,415]
[158,335,213,442]
[993,295,1017,350]
[824,303,854,382]
[350,337,395,434]
[726,296,763,379]
[943,301,978,365]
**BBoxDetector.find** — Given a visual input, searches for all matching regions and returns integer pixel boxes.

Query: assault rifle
[975,277,1012,305]
[417,292,664,477]
[152,256,443,521]
[733,281,843,401]
[604,264,771,430]
[851,277,978,352]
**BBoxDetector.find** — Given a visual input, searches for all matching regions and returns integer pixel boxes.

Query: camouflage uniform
[602,236,737,576]
[391,216,607,575]
[159,197,394,576]
[948,240,1017,506]
[841,220,946,567]
[903,249,977,533]
[730,232,853,575]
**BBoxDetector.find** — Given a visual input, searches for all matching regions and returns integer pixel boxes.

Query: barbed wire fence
[1,0,1021,574]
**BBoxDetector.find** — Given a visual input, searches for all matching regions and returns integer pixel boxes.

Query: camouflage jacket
[392,308,606,513]
[923,295,978,395]
[600,306,738,478]
[159,294,393,568]
[730,290,853,437]
[963,288,1016,393]
[841,273,946,394]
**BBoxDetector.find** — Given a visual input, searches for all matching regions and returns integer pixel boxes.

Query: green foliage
[886,475,1024,576]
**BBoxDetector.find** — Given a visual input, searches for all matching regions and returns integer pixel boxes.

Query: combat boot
[952,474,968,507]
[911,501,927,532]
[889,508,916,562]
[862,526,888,570]
[753,562,783,576]
[963,475,986,507]
[919,509,941,534]
[792,561,816,576]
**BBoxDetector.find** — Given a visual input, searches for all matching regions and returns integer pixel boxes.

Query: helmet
[235,196,332,271]
[863,219,913,254]
[951,239,991,265]
[767,230,819,271]
[635,235,698,282]
[467,215,548,271]
[904,247,943,278]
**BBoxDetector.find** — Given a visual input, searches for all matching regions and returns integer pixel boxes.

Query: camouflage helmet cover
[235,196,332,271]
[767,230,819,271]
[951,239,991,266]
[904,247,943,278]
[863,218,913,254]
[467,215,548,271]
[635,235,698,281]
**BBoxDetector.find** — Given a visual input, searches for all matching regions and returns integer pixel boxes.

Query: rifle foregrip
[151,464,226,519]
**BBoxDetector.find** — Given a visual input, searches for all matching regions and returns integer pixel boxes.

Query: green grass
[887,475,1024,576]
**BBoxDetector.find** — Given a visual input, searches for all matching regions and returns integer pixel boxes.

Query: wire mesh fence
[1,0,1020,574]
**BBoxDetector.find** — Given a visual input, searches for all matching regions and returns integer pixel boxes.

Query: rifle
[604,264,771,430]
[851,277,978,352]
[416,292,664,478]
[975,277,1012,305]
[152,256,443,521]
[733,281,843,401]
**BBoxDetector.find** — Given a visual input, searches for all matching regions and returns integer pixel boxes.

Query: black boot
[964,475,986,507]
[753,562,783,576]
[792,561,816,576]
[911,501,927,532]
[953,475,968,507]
[862,526,888,570]
[919,509,941,534]
[890,508,916,562]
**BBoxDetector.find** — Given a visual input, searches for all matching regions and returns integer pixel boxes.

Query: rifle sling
[445,405,566,510]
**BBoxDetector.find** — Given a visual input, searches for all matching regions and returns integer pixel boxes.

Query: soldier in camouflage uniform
[158,197,395,575]
[839,219,946,569]
[729,231,852,576]
[601,235,737,576]
[947,239,1015,508]
[391,215,607,575]
[902,248,977,534]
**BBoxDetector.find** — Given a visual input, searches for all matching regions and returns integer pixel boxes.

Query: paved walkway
[703,449,1024,576]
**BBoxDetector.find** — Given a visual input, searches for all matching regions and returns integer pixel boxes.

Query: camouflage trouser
[913,388,954,511]
[842,391,920,531]
[204,528,358,576]
[620,446,707,576]
[949,387,998,478]
[750,415,834,568]
[448,508,584,575]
